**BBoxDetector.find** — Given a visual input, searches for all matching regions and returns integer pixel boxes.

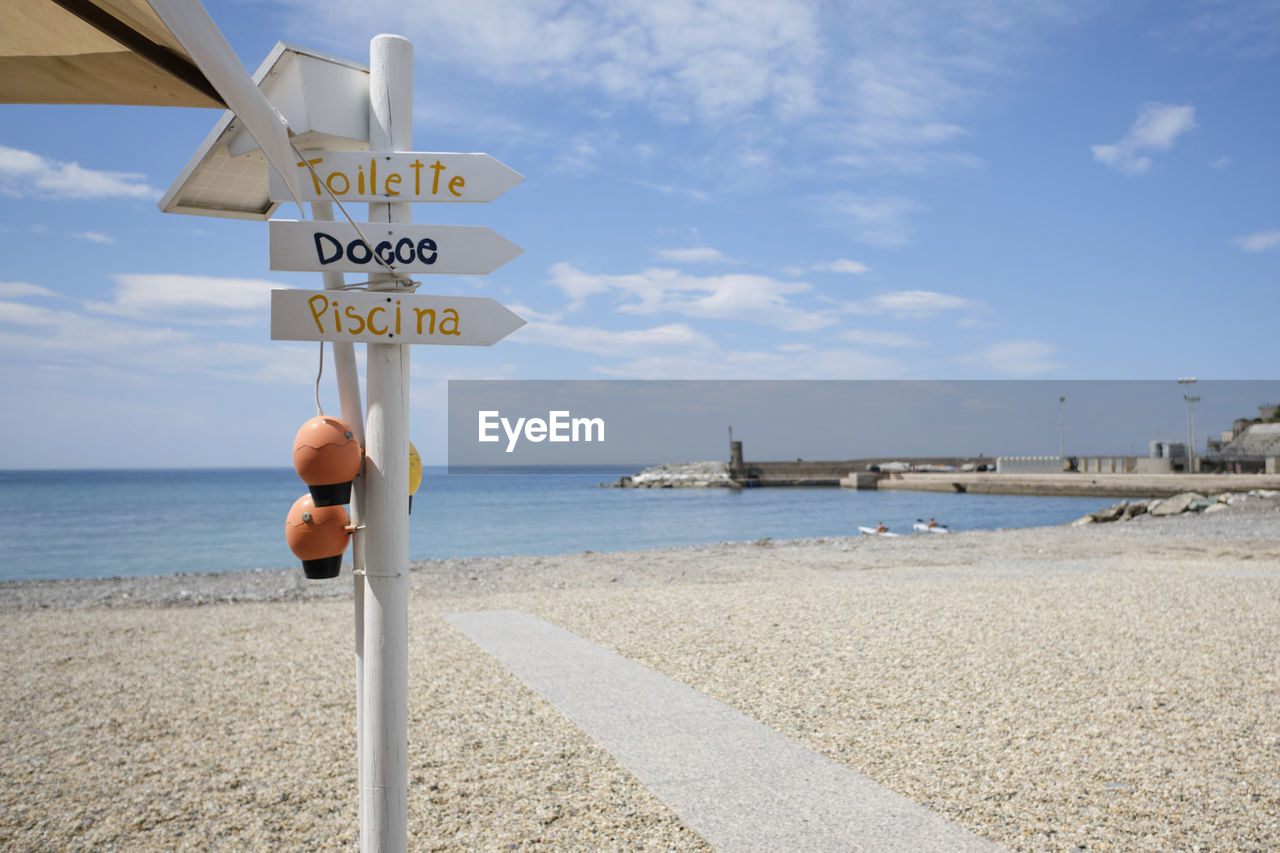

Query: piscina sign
[270,289,525,345]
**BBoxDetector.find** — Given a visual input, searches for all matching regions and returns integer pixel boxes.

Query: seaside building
[995,456,1069,474]
[1144,440,1188,473]
[1197,404,1280,474]
[1211,422,1280,474]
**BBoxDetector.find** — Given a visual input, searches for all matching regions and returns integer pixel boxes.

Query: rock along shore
[606,460,737,488]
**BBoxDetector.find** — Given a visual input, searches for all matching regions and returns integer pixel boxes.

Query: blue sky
[1,0,1277,467]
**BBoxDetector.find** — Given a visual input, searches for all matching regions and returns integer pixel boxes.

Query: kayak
[858,526,899,537]
[912,522,949,533]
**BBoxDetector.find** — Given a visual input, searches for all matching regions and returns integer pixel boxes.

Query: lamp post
[1058,396,1066,459]
[1187,395,1200,473]
[1177,377,1197,473]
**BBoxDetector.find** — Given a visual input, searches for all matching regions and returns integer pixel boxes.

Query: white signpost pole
[361,34,412,853]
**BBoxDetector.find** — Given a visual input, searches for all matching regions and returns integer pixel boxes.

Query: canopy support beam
[46,0,225,105]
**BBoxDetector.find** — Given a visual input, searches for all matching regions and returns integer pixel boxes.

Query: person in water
[928,517,938,528]
[876,521,888,533]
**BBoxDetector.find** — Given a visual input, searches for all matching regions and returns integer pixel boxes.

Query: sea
[0,467,1115,583]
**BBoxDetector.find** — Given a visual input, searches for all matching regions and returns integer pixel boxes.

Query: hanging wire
[314,341,325,417]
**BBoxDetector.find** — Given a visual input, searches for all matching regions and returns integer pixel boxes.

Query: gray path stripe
[444,610,1005,853]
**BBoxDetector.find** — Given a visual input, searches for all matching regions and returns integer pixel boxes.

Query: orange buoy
[292,415,362,506]
[285,493,351,579]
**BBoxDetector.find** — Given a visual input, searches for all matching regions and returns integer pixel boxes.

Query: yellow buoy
[408,441,422,513]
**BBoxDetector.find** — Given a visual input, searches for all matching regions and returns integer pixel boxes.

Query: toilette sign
[268,221,523,274]
[267,151,524,203]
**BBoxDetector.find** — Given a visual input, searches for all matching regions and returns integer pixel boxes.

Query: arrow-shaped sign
[271,290,526,346]
[268,151,524,204]
[269,221,523,275]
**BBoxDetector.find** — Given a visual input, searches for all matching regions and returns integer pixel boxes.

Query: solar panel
[159,42,370,220]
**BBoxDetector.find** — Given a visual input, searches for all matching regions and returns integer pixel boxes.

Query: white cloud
[548,262,835,331]
[502,302,564,324]
[512,320,717,357]
[0,300,67,327]
[0,299,188,361]
[546,263,612,310]
[0,282,57,299]
[959,340,1062,376]
[653,247,727,263]
[812,258,870,274]
[554,132,610,173]
[830,52,978,176]
[73,231,115,244]
[0,296,318,387]
[1170,1,1280,61]
[279,0,823,123]
[0,145,159,200]
[1210,156,1232,169]
[832,148,984,175]
[1232,229,1280,253]
[817,3,1077,176]
[837,329,925,347]
[274,0,1072,186]
[1091,103,1196,175]
[844,290,977,318]
[816,193,921,248]
[83,274,285,327]
[592,347,908,380]
[632,180,712,202]
[0,298,317,381]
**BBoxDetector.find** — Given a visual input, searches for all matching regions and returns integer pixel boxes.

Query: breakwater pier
[614,451,1280,498]
[865,471,1280,498]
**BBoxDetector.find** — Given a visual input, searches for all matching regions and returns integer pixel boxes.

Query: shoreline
[2,494,1278,850]
[3,491,1277,611]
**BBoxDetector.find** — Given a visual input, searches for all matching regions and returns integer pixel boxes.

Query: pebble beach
[2,494,1278,851]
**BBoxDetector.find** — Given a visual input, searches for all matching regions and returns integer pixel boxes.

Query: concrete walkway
[445,610,1005,852]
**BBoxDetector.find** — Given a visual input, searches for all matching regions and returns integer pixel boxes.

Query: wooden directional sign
[271,289,526,346]
[269,221,523,275]
[268,151,524,204]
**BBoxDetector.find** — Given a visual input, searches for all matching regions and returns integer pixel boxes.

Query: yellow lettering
[385,173,401,196]
[368,306,388,335]
[430,160,446,194]
[357,163,366,195]
[326,171,349,195]
[410,159,425,195]
[300,158,324,194]
[448,175,465,197]
[414,307,436,335]
[308,294,329,332]
[370,158,377,195]
[344,304,365,335]
[395,301,401,335]
[441,308,460,336]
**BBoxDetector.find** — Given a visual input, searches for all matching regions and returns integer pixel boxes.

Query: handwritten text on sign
[267,151,524,204]
[270,290,526,346]
[268,221,523,275]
